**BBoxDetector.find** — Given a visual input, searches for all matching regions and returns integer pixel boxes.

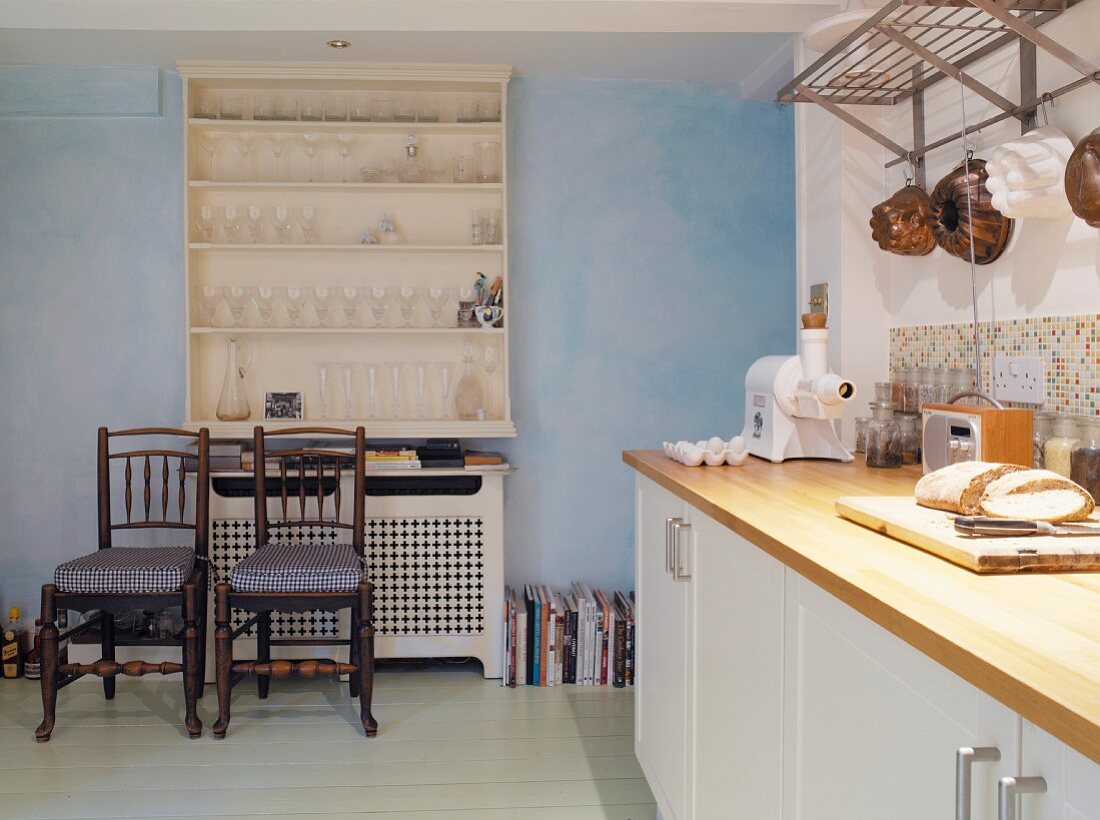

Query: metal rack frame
[778,0,1099,186]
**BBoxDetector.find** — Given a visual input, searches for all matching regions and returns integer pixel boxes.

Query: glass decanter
[454,354,485,421]
[395,134,424,183]
[215,337,252,421]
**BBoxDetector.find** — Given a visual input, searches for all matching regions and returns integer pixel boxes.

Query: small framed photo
[264,391,304,421]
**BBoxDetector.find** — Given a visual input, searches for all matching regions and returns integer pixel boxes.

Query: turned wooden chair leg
[35,585,59,742]
[212,583,233,739]
[257,611,271,699]
[100,611,116,700]
[182,582,203,738]
[197,569,209,698]
[357,582,377,737]
[348,603,360,699]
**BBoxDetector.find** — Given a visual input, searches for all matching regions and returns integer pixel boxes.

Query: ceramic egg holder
[663,436,749,468]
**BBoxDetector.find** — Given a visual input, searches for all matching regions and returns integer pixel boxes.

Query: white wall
[796,0,1100,423]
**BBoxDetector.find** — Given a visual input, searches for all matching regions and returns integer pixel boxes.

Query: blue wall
[0,68,794,615]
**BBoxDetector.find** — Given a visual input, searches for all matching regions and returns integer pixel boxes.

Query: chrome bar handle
[665,518,682,574]
[674,522,692,581]
[998,776,1047,820]
[956,746,1001,820]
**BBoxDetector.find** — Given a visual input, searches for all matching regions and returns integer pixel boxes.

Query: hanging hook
[1038,92,1053,127]
[904,151,916,187]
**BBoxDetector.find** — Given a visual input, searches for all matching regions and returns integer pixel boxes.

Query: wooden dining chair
[36,427,210,742]
[212,426,376,738]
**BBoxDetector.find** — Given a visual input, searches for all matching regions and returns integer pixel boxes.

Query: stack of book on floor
[365,448,420,470]
[502,584,634,688]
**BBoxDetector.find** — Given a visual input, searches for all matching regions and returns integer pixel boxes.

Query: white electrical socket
[992,355,1045,404]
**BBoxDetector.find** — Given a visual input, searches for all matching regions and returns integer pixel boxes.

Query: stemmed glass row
[194,91,501,124]
[193,205,316,244]
[194,285,474,329]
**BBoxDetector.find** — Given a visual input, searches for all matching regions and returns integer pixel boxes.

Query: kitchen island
[624,449,1100,820]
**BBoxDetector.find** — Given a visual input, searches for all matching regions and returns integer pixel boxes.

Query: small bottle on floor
[2,607,26,679]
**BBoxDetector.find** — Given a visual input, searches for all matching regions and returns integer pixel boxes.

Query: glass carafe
[454,357,485,421]
[215,337,252,421]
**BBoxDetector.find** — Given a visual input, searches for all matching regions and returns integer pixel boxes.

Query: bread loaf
[979,469,1095,523]
[914,462,1027,514]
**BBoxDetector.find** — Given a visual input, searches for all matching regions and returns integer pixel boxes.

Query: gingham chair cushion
[230,543,364,593]
[55,547,195,594]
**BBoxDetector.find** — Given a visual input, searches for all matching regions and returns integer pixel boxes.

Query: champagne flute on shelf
[235,133,257,182]
[197,137,221,181]
[297,205,317,244]
[335,135,355,183]
[315,362,332,420]
[245,205,265,243]
[194,204,216,243]
[223,285,250,327]
[433,361,456,420]
[359,363,380,420]
[268,134,289,180]
[387,285,418,328]
[426,286,451,327]
[480,341,501,419]
[252,286,278,326]
[338,363,355,420]
[336,286,360,327]
[280,286,306,327]
[413,362,430,420]
[220,205,242,243]
[310,285,334,328]
[365,286,388,327]
[195,285,222,326]
[300,134,322,183]
[386,362,405,420]
[270,205,293,243]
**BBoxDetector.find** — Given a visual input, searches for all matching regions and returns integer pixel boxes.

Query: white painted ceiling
[0,0,830,82]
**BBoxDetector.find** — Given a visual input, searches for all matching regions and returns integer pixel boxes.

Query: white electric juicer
[741,309,857,463]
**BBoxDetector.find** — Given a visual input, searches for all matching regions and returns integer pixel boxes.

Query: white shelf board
[188,243,503,253]
[211,467,514,477]
[189,117,502,135]
[190,327,504,335]
[189,181,502,193]
[184,419,517,439]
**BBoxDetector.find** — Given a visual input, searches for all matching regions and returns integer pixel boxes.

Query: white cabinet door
[1019,720,1100,820]
[691,513,784,819]
[782,572,1019,820]
[635,476,691,820]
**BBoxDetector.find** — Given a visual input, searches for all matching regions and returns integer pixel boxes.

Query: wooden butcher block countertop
[623,450,1100,765]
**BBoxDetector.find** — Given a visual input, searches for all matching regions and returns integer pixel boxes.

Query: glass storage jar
[931,368,951,404]
[874,382,892,403]
[1070,417,1100,503]
[1044,415,1079,478]
[854,416,870,454]
[916,367,936,412]
[866,402,902,469]
[1032,411,1054,468]
[902,368,921,415]
[897,413,921,465]
[891,368,911,410]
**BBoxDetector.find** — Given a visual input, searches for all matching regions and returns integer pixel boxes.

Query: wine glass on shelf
[195,285,222,326]
[336,286,360,327]
[245,205,265,243]
[297,205,317,244]
[425,286,451,327]
[252,286,278,326]
[433,361,456,420]
[338,363,355,420]
[235,133,257,182]
[480,341,501,419]
[268,134,289,180]
[335,135,355,183]
[413,362,430,420]
[315,362,332,420]
[310,285,334,328]
[386,362,405,420]
[194,204,216,243]
[359,363,380,420]
[270,205,293,243]
[279,286,306,327]
[365,286,388,327]
[223,285,250,328]
[300,134,323,183]
[197,136,221,181]
[386,285,418,328]
[220,205,242,243]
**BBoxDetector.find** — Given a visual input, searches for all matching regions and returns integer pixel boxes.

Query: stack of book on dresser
[364,447,420,470]
[501,584,635,688]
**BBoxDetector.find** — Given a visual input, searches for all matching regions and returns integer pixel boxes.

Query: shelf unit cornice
[177,61,514,84]
[189,243,503,253]
[184,419,517,439]
[189,181,502,193]
[188,118,502,135]
[190,327,505,336]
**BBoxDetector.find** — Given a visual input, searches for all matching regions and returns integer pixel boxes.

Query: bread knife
[954,517,1100,537]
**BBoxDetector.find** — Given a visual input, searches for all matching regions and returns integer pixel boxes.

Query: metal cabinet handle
[674,522,692,581]
[665,517,682,574]
[998,775,1046,820]
[956,746,1000,820]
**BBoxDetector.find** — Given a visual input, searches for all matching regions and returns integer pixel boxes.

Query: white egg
[704,449,728,466]
[728,435,747,454]
[707,436,726,454]
[726,449,749,466]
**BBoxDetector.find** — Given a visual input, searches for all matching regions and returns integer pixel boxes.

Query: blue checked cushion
[55,547,195,594]
[230,543,364,593]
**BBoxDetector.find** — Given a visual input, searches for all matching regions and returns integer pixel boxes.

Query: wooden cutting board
[835,495,1100,574]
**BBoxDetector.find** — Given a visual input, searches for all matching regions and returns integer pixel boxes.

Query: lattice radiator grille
[210,516,485,638]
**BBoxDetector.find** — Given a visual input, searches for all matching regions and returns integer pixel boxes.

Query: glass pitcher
[473,140,501,183]
[215,337,252,421]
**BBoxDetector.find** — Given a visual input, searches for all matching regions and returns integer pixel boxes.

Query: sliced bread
[979,469,1095,523]
[914,461,1027,515]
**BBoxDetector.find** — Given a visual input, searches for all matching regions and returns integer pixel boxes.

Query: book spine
[516,603,527,687]
[508,598,517,688]
[555,613,564,686]
[545,594,555,687]
[569,609,579,684]
[532,593,541,687]
[614,615,626,688]
[625,614,634,687]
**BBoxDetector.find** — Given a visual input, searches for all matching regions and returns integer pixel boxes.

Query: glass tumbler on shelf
[456,96,478,123]
[1070,417,1100,503]
[359,363,380,420]
[453,154,476,183]
[473,140,501,183]
[417,96,440,123]
[394,94,416,122]
[349,97,372,122]
[865,402,902,469]
[194,91,219,119]
[219,93,244,120]
[478,95,501,122]
[323,96,347,122]
[299,94,323,121]
[253,94,275,120]
[372,95,394,122]
[1033,411,1055,468]
[274,95,298,121]
[1044,415,1079,478]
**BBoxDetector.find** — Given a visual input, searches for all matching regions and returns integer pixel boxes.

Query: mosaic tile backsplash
[890,314,1099,416]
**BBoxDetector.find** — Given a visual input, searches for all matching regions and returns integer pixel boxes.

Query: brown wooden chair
[212,426,376,738]
[36,427,210,742]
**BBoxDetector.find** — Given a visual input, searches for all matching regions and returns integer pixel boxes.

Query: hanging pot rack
[777,0,1100,187]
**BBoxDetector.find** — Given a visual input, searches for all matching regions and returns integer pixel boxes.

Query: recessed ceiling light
[327,39,351,50]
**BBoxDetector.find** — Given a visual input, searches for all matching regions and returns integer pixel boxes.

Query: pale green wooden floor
[0,660,655,819]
